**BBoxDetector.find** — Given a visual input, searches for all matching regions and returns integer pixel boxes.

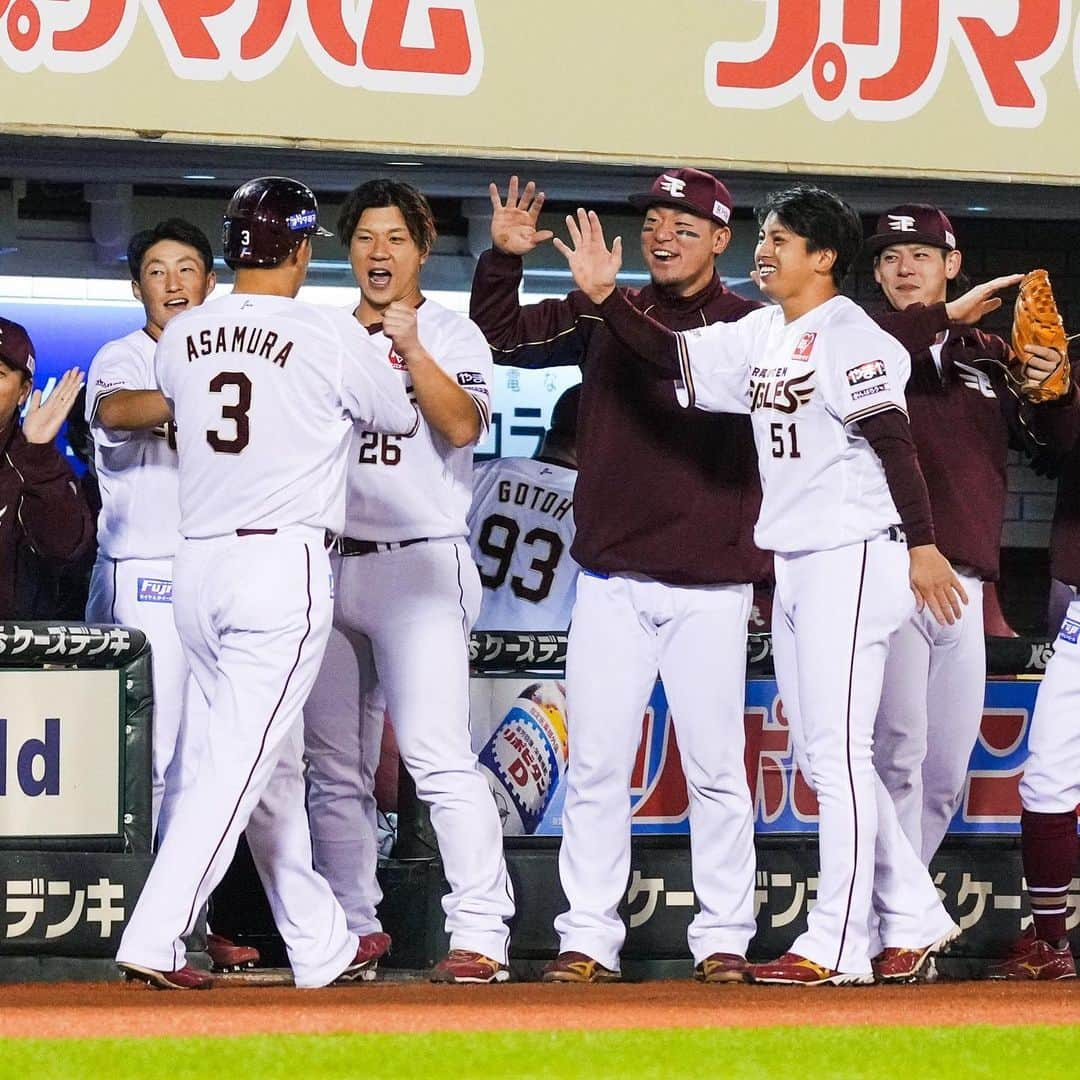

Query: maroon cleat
[119,961,214,990]
[749,952,873,987]
[337,931,392,983]
[206,932,260,973]
[989,927,1076,981]
[430,949,510,984]
[694,953,749,984]
[541,951,620,984]
[873,925,960,983]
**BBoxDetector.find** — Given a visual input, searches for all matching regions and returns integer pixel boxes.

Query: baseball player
[468,384,581,632]
[302,179,515,985]
[0,318,91,618]
[116,176,419,990]
[865,205,1079,867]
[471,171,767,985]
[84,219,257,973]
[991,441,1080,981]
[562,186,964,984]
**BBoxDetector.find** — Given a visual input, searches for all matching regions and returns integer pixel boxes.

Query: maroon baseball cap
[866,204,957,255]
[628,168,733,227]
[0,316,35,383]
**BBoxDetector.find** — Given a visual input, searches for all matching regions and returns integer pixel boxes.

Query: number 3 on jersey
[207,371,252,454]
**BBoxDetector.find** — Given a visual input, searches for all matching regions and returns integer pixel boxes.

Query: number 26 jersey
[342,297,494,542]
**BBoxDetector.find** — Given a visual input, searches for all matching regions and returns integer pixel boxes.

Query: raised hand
[489,176,555,257]
[552,208,623,304]
[944,274,1024,325]
[382,301,421,360]
[22,366,84,445]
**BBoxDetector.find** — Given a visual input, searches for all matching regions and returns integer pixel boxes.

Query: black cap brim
[865,231,953,255]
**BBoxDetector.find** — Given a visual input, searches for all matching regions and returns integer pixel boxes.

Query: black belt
[335,536,429,556]
[886,525,906,543]
[237,528,335,549]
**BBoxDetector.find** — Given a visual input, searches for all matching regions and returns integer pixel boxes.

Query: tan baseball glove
[1010,269,1070,403]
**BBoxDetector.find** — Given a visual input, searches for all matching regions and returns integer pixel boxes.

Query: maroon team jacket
[0,420,93,617]
[470,248,769,587]
[875,303,1080,581]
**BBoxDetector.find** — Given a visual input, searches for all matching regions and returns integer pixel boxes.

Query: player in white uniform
[116,177,419,990]
[86,220,215,843]
[85,219,258,974]
[468,385,580,632]
[303,179,514,985]
[558,186,965,985]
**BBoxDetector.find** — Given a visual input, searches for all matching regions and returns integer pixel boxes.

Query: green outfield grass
[2,1026,1078,1079]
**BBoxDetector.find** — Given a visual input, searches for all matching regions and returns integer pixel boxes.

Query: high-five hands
[489,177,555,257]
[552,208,622,305]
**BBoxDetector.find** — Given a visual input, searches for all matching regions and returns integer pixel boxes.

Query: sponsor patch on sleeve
[846,359,888,386]
[851,383,889,401]
[137,578,173,604]
[457,371,487,387]
[1058,617,1080,644]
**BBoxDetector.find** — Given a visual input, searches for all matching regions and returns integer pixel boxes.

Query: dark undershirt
[859,409,935,548]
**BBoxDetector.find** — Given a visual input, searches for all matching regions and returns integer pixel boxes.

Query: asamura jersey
[676,295,911,554]
[342,298,493,541]
[468,456,578,631]
[87,328,180,560]
[155,293,418,539]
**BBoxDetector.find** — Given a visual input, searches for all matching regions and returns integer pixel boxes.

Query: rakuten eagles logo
[749,371,814,414]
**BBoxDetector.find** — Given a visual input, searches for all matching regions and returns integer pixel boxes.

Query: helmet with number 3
[223,176,333,269]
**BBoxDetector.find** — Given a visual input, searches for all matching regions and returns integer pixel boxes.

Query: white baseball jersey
[676,295,911,553]
[468,456,579,631]
[155,293,418,539]
[342,298,493,540]
[86,328,180,560]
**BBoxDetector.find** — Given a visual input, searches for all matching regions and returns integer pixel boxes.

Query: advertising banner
[0,669,122,841]
[1,2,1079,183]
[469,675,1043,838]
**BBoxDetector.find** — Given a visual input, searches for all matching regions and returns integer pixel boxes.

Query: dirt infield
[0,978,1075,1039]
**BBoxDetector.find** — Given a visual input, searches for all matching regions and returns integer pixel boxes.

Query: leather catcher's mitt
[1010,269,1070,403]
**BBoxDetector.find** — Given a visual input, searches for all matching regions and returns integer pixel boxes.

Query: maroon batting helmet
[223,176,332,269]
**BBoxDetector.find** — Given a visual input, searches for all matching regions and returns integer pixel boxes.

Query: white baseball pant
[1020,593,1080,814]
[116,528,358,987]
[304,538,514,962]
[304,619,386,935]
[86,554,193,841]
[555,571,757,970]
[772,536,956,975]
[874,570,985,863]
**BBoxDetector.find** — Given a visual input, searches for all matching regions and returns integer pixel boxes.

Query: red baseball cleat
[873,925,961,983]
[119,962,214,990]
[337,931,392,983]
[206,932,260,973]
[694,953,749,984]
[541,951,621,984]
[430,949,510,984]
[749,952,873,986]
[989,927,1076,981]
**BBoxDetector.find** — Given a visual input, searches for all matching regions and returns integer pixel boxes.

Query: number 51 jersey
[155,292,418,539]
[342,298,494,542]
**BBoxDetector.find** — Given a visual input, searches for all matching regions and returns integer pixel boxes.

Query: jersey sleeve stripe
[485,314,602,354]
[468,390,492,436]
[844,401,908,427]
[675,331,696,408]
[87,385,127,427]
